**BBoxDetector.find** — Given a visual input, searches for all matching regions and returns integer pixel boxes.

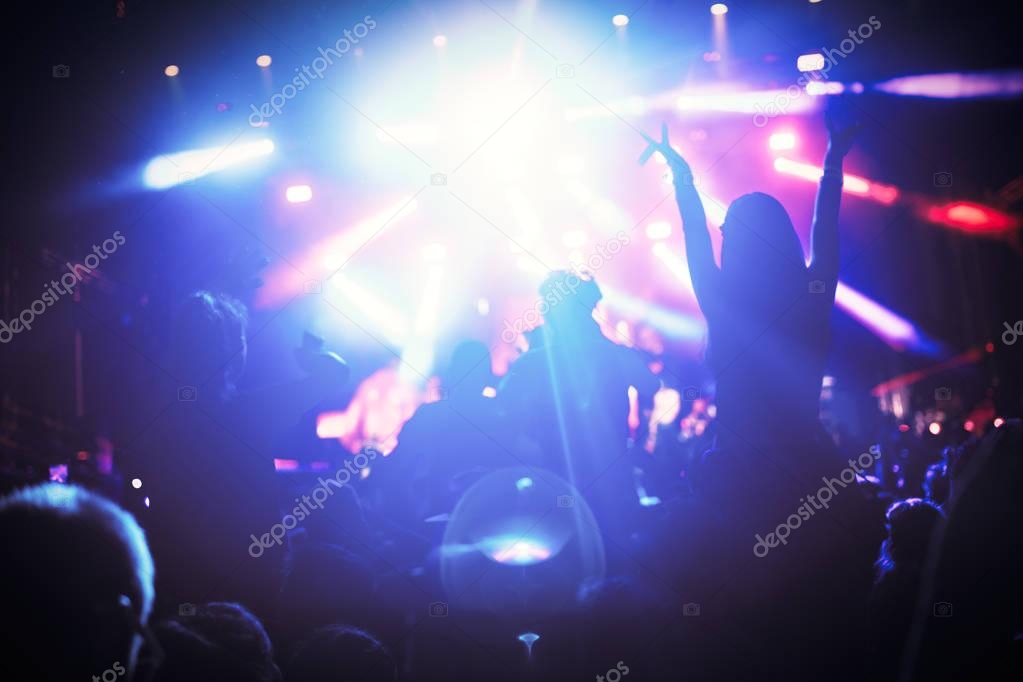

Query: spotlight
[256,54,272,67]
[164,65,180,77]
[131,478,143,489]
[928,422,941,435]
[286,185,312,203]
[769,132,796,151]
[612,14,629,27]
[797,53,826,72]
[433,35,448,47]
[710,3,728,15]
[993,417,1005,428]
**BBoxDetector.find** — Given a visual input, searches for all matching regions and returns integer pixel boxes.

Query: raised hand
[825,111,862,160]
[640,123,690,169]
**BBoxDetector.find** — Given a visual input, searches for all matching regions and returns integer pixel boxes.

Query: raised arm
[809,114,861,285]
[642,126,721,318]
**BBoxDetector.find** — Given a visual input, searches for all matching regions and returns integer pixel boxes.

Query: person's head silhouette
[537,269,603,339]
[720,192,806,305]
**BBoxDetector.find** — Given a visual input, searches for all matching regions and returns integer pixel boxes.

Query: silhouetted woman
[645,115,860,456]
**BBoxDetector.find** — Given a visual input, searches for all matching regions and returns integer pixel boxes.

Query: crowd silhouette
[2,117,1020,682]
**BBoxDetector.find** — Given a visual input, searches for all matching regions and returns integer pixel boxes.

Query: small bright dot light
[482,386,497,398]
[433,35,447,47]
[810,0,823,4]
[286,185,313,203]
[256,54,272,67]
[964,420,975,432]
[131,478,143,489]
[710,3,728,15]
[477,298,490,315]
[144,496,151,508]
[928,422,942,435]
[993,417,1005,428]
[769,132,797,151]
[164,65,180,77]
[612,14,629,27]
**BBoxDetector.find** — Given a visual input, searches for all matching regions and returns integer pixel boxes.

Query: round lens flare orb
[612,14,629,27]
[164,65,180,77]
[441,467,605,613]
[433,35,448,47]
[710,3,729,15]
[256,54,272,67]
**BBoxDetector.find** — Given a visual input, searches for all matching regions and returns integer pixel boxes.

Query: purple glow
[875,70,1023,99]
[835,282,920,348]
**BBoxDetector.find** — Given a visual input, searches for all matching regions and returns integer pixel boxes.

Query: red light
[925,201,1018,234]
[985,342,995,353]
[76,450,89,461]
[898,424,910,432]
[964,420,975,432]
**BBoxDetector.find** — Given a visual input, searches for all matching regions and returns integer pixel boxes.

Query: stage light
[285,184,312,203]
[810,0,823,3]
[164,65,179,77]
[329,274,410,346]
[142,138,275,189]
[482,386,497,398]
[516,477,534,491]
[874,69,1023,99]
[602,285,705,340]
[131,478,142,489]
[477,298,489,315]
[994,417,1005,428]
[273,459,300,471]
[806,81,845,95]
[646,221,672,240]
[797,53,826,72]
[676,89,817,115]
[834,281,921,349]
[399,265,445,381]
[773,157,900,205]
[710,3,728,15]
[898,424,910,432]
[769,132,796,151]
[561,230,587,248]
[517,633,540,657]
[319,197,419,271]
[925,201,1018,234]
[929,422,942,435]
[433,35,447,47]
[612,14,629,27]
[256,54,272,67]
[964,420,975,432]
